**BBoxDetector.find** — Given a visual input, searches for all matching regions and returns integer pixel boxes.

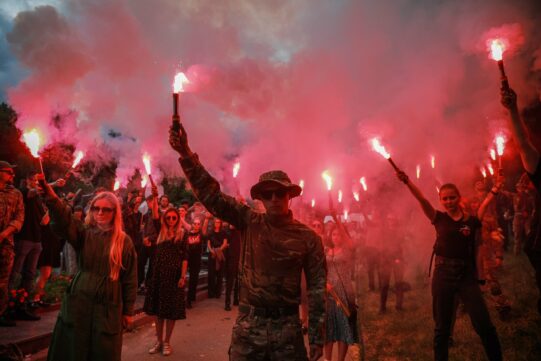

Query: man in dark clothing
[9,174,46,309]
[184,217,206,308]
[169,123,326,361]
[224,223,241,311]
[0,161,24,327]
[206,217,227,299]
[501,87,541,314]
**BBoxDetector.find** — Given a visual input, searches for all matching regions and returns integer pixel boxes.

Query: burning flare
[489,149,496,161]
[489,39,505,61]
[495,135,505,156]
[173,72,189,93]
[431,155,436,169]
[343,210,349,221]
[321,171,333,191]
[371,138,391,159]
[142,153,152,175]
[353,191,360,202]
[141,175,148,188]
[113,179,121,191]
[72,151,84,168]
[22,129,42,158]
[416,165,421,179]
[487,163,494,176]
[338,190,343,203]
[360,177,368,192]
[311,199,316,208]
[233,162,241,178]
[299,179,304,195]
[480,166,487,178]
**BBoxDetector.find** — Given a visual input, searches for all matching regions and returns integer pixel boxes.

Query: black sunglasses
[90,206,114,214]
[260,188,288,200]
[166,215,178,221]
[0,169,15,176]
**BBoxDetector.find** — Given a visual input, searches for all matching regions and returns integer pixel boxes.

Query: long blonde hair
[85,192,125,281]
[157,208,184,244]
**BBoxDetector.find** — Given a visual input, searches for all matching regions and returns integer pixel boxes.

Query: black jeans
[187,251,202,302]
[138,244,156,287]
[207,257,224,298]
[432,263,502,361]
[225,264,239,306]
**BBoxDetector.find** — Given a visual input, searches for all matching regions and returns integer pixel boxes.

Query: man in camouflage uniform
[169,124,326,361]
[0,161,24,327]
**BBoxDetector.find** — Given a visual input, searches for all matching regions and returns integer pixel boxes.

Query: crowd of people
[0,86,539,361]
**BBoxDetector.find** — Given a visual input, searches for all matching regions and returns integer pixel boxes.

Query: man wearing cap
[169,125,326,360]
[0,161,24,327]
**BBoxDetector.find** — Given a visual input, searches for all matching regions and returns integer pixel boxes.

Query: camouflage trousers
[0,242,15,315]
[229,311,308,361]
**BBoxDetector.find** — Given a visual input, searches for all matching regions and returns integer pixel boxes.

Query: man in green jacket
[169,124,326,361]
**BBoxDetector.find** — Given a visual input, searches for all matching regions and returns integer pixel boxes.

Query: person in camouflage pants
[0,161,25,327]
[169,124,326,361]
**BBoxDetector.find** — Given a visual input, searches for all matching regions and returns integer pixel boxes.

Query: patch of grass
[354,254,541,361]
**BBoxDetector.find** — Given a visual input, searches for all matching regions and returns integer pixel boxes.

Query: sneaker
[162,342,172,356]
[148,341,162,354]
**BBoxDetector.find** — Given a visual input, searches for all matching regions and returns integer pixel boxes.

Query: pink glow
[22,129,42,158]
[321,171,332,191]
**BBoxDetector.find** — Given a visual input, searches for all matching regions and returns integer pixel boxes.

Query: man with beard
[169,124,326,361]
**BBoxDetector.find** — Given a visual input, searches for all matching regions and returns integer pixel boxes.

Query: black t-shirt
[527,161,541,251]
[183,231,206,254]
[432,211,481,260]
[16,188,46,243]
[225,228,241,264]
[207,230,227,249]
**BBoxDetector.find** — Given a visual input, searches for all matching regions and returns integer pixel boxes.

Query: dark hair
[74,205,83,212]
[439,183,461,197]
[159,195,169,202]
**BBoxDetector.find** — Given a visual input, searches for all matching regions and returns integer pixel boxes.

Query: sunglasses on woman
[90,206,114,214]
[166,215,178,221]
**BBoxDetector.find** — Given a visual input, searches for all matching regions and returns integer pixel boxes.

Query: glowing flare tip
[489,149,496,161]
[343,210,349,221]
[431,155,436,169]
[416,165,421,179]
[371,138,390,159]
[480,166,487,178]
[311,199,316,208]
[113,179,121,191]
[353,191,360,202]
[142,153,152,175]
[489,39,505,61]
[22,129,42,158]
[360,177,368,192]
[321,171,333,191]
[173,72,189,93]
[338,190,343,203]
[233,162,241,178]
[487,163,494,176]
[72,151,84,168]
[495,136,505,156]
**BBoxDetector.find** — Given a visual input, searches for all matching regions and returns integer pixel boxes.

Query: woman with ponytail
[38,175,137,361]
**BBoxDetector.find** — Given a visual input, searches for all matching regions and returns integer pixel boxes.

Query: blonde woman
[143,207,188,356]
[39,175,137,361]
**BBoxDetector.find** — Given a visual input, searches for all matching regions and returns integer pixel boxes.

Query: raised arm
[501,88,540,174]
[37,174,85,251]
[169,124,250,229]
[396,171,436,221]
[477,177,504,220]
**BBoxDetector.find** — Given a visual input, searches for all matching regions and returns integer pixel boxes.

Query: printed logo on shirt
[459,225,471,237]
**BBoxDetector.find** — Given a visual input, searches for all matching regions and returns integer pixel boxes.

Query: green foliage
[161,174,196,205]
[0,102,35,177]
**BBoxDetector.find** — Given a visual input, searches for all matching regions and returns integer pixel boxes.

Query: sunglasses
[166,215,178,221]
[90,206,115,214]
[0,169,15,176]
[260,188,288,200]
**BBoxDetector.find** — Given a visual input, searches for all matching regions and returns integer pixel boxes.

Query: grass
[353,253,541,361]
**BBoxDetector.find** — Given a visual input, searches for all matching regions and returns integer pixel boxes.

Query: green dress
[46,197,137,361]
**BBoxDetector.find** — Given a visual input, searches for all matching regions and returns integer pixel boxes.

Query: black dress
[143,239,188,320]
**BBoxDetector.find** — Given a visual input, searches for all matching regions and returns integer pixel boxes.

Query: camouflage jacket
[179,154,327,346]
[0,185,24,246]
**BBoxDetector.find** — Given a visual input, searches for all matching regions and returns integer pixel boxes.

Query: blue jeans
[9,240,42,293]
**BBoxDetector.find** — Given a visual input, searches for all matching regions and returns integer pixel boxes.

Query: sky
[0,0,540,213]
